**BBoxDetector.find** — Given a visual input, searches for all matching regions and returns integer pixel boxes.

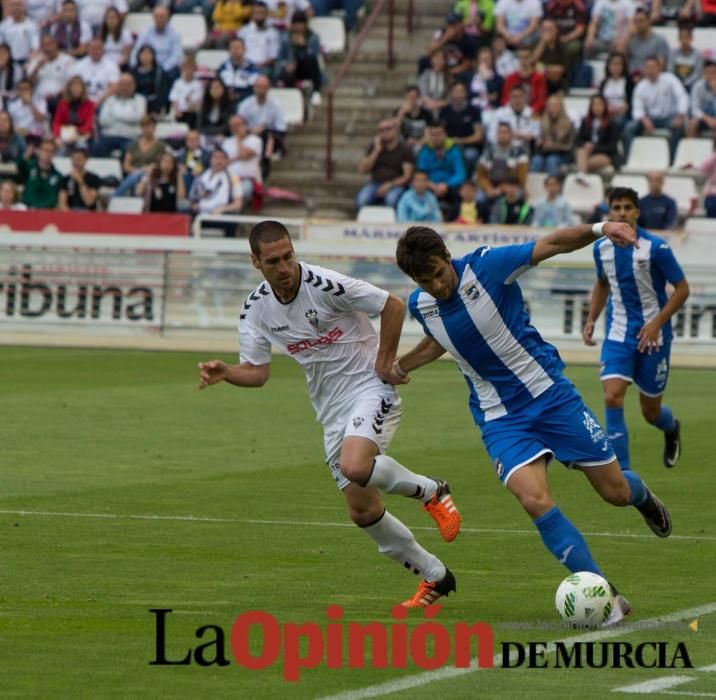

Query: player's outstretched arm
[375,294,407,383]
[394,336,447,381]
[532,222,637,265]
[583,278,610,346]
[197,360,270,389]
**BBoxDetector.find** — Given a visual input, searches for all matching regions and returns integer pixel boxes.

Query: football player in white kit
[198,220,461,607]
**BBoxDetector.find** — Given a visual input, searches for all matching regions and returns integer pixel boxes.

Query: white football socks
[362,510,446,582]
[365,455,438,502]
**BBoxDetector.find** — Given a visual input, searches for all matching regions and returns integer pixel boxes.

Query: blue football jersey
[593,227,685,347]
[408,242,566,426]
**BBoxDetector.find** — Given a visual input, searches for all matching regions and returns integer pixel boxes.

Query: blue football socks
[651,405,676,432]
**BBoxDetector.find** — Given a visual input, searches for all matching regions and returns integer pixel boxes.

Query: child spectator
[396,170,442,222]
[532,174,574,227]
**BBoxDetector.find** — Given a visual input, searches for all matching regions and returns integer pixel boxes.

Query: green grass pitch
[2,347,715,699]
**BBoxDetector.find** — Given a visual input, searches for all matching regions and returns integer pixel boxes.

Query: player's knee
[604,390,625,408]
[516,490,553,518]
[340,458,374,485]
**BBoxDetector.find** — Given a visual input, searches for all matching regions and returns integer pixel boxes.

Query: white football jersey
[239,262,389,426]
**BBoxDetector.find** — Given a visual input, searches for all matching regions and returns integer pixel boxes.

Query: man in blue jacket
[638,172,678,230]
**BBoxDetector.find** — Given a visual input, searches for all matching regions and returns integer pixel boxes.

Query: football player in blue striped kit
[392,222,673,625]
[583,187,690,471]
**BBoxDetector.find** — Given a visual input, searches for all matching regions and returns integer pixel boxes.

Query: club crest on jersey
[463,283,480,301]
[305,308,320,331]
[352,417,364,429]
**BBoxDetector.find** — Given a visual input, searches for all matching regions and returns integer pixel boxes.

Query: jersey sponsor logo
[582,411,607,444]
[422,307,440,319]
[270,325,289,333]
[655,358,668,386]
[286,326,343,354]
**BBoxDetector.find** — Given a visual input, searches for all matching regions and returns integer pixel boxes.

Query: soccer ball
[555,571,614,628]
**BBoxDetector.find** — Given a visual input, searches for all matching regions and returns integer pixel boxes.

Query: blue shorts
[481,380,615,485]
[600,339,671,397]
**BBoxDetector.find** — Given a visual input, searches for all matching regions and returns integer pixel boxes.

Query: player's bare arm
[395,336,447,380]
[374,293,408,383]
[637,278,690,354]
[197,360,270,389]
[583,278,611,347]
[532,222,637,265]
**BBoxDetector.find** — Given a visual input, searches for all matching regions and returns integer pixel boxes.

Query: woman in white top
[598,52,634,129]
[99,7,132,68]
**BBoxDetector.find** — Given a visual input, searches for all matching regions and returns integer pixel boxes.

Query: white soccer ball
[555,571,614,628]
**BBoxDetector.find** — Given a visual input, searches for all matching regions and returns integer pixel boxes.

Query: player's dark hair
[249,220,291,257]
[607,187,639,209]
[396,227,450,279]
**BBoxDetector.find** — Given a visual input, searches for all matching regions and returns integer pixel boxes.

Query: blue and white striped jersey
[593,227,685,347]
[408,242,565,426]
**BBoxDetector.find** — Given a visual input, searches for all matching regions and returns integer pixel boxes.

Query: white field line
[0,509,715,542]
[316,602,716,700]
[613,677,698,694]
[661,694,716,698]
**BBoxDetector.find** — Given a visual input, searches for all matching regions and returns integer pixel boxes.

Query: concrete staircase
[262,3,449,220]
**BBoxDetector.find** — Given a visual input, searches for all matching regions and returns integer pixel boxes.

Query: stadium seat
[652,25,679,49]
[693,28,716,56]
[685,217,714,235]
[563,96,590,126]
[623,137,670,173]
[170,14,207,50]
[268,88,304,126]
[610,174,649,198]
[53,156,72,176]
[124,12,153,37]
[587,59,606,87]
[670,138,714,173]
[108,196,145,213]
[87,158,123,181]
[195,49,229,71]
[155,121,190,140]
[563,174,605,216]
[526,172,548,202]
[357,205,397,223]
[309,17,346,53]
[664,176,698,216]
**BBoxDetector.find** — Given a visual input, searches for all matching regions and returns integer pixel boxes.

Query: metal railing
[324,0,414,180]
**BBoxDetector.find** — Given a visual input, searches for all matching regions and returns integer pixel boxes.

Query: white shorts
[324,386,402,490]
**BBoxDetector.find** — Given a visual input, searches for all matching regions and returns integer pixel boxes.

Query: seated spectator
[219,38,259,109]
[700,145,716,217]
[669,24,703,93]
[687,61,716,137]
[276,11,322,100]
[417,50,452,116]
[197,77,233,143]
[530,94,574,176]
[52,75,96,151]
[395,85,432,150]
[177,129,209,192]
[468,46,504,115]
[575,94,621,172]
[494,0,543,49]
[599,52,634,128]
[237,74,287,175]
[0,43,22,106]
[26,34,75,109]
[638,171,678,229]
[222,114,262,200]
[115,115,167,195]
[170,57,204,129]
[624,56,689,159]
[132,45,171,116]
[238,2,281,76]
[0,109,26,164]
[451,0,495,40]
[455,179,479,223]
[356,118,414,210]
[502,46,547,114]
[70,38,120,107]
[0,0,40,65]
[7,79,48,136]
[489,183,532,223]
[532,174,574,226]
[94,72,146,157]
[207,0,253,48]
[627,8,670,77]
[416,121,466,220]
[77,0,129,33]
[650,0,698,24]
[0,178,27,209]
[18,138,62,209]
[476,121,528,217]
[49,0,92,59]
[584,0,634,58]
[99,7,133,69]
[136,151,186,212]
[531,18,569,95]
[489,84,540,148]
[396,169,442,223]
[439,81,483,175]
[58,145,100,210]
[265,0,313,29]
[544,0,587,70]
[129,7,183,81]
[423,13,478,83]
[492,34,518,78]
[189,146,244,217]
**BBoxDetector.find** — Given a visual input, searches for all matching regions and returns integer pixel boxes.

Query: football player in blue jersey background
[583,187,689,471]
[392,222,674,625]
